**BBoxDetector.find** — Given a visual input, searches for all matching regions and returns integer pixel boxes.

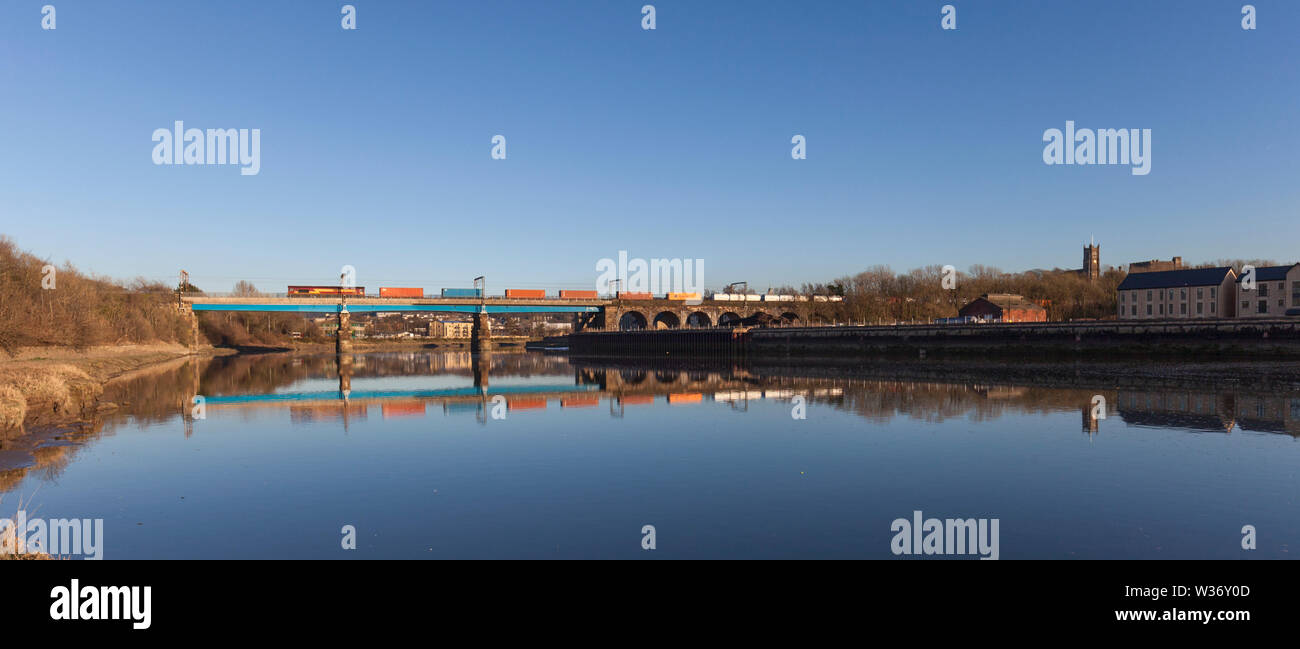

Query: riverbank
[0,343,227,433]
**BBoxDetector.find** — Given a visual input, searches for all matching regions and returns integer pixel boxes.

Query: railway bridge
[178,295,810,351]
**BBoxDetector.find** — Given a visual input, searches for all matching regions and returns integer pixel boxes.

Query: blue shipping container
[441,288,484,298]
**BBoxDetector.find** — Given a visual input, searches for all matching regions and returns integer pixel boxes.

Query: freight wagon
[440,288,483,298]
[558,290,599,299]
[288,285,366,297]
[666,292,702,301]
[617,292,654,300]
[379,287,423,298]
[504,289,546,299]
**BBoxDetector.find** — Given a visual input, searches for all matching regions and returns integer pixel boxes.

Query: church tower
[1082,242,1100,281]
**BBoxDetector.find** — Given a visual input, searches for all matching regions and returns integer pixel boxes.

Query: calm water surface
[3,351,1298,559]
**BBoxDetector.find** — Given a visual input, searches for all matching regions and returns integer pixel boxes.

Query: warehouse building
[1116,267,1236,320]
[1235,264,1300,318]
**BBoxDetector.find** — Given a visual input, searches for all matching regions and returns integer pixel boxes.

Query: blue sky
[1,1,1296,293]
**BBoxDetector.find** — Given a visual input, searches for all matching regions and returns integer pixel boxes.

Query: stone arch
[619,311,648,331]
[718,312,742,327]
[780,312,800,325]
[652,311,681,329]
[686,311,712,328]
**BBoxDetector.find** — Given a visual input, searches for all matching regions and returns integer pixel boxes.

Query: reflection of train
[285,285,843,302]
[287,285,366,297]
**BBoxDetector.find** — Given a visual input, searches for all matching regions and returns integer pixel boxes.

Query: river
[2,350,1297,559]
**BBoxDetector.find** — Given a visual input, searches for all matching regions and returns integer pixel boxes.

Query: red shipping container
[558,290,599,299]
[507,398,547,410]
[379,287,423,298]
[617,292,654,300]
[504,289,546,299]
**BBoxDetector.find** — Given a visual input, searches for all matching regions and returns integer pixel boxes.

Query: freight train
[287,286,841,302]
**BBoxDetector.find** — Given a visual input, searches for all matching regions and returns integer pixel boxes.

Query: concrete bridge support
[472,351,491,392]
[471,310,493,352]
[179,304,201,348]
[337,308,353,354]
[338,356,353,399]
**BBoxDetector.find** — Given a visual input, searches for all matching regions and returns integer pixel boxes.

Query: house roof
[1117,267,1234,290]
[1235,264,1298,283]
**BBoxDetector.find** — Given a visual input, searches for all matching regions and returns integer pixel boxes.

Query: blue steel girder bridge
[179,295,809,350]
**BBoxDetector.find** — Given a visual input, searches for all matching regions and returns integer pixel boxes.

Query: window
[1147,305,1152,316]
[1159,304,1165,315]
[1242,301,1249,310]
[1180,289,1186,300]
[1211,287,1217,299]
[1292,282,1299,307]
[1197,302,1203,315]
[1131,305,1137,316]
[1169,290,1175,300]
[1211,302,1217,314]
[1119,292,1125,303]
[1260,284,1269,297]
[1197,288,1204,300]
[1279,299,1285,308]
[1180,303,1187,315]
[1147,290,1152,301]
[1258,300,1268,314]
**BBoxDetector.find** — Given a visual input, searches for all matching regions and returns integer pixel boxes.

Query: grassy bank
[0,344,223,433]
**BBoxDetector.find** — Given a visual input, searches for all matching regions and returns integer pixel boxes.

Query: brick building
[958,294,1048,323]
[1128,257,1184,274]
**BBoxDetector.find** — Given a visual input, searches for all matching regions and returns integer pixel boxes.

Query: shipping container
[507,398,547,410]
[504,289,546,299]
[666,292,701,301]
[617,292,654,300]
[379,286,423,298]
[440,288,483,298]
[560,396,601,408]
[558,290,599,299]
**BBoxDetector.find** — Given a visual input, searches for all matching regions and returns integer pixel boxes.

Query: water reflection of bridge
[186,353,1300,437]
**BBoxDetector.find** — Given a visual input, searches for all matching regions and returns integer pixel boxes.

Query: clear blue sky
[1,1,1297,293]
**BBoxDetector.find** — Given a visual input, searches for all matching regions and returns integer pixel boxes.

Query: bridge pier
[178,304,201,348]
[336,307,353,354]
[338,355,353,399]
[472,351,491,392]
[471,309,493,352]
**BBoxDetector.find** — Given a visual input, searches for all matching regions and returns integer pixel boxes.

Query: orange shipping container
[667,393,703,404]
[666,292,701,301]
[617,292,654,300]
[379,287,423,298]
[558,290,599,299]
[504,289,546,299]
[382,401,427,418]
[560,396,600,408]
[507,398,547,410]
